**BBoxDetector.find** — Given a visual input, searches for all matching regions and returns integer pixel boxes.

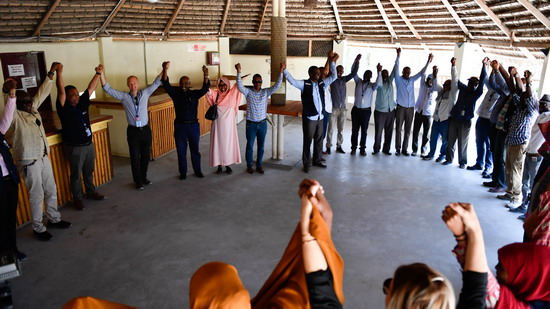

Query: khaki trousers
[505,143,527,202]
[326,107,346,149]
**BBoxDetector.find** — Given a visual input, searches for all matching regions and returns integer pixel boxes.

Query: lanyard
[133,94,140,120]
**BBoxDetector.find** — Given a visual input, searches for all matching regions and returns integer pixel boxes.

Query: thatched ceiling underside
[1,0,549,59]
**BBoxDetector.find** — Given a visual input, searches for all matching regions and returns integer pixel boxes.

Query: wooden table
[239,100,302,160]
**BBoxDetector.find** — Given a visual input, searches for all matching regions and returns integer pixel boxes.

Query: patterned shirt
[236,72,283,122]
[505,94,538,146]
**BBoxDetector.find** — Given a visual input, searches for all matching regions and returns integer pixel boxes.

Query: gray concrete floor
[11,118,523,308]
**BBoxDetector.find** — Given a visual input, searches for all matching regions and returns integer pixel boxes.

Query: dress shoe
[402,151,410,156]
[508,205,527,213]
[33,230,53,241]
[312,162,327,168]
[247,167,254,174]
[411,152,417,156]
[497,193,512,201]
[322,150,328,155]
[86,192,106,200]
[72,200,85,211]
[195,172,205,178]
[336,147,345,154]
[256,167,265,174]
[216,166,223,174]
[395,151,401,156]
[136,184,144,191]
[488,187,506,193]
[143,179,152,185]
[303,166,309,173]
[435,156,445,163]
[350,149,356,155]
[422,156,433,161]
[225,166,233,174]
[382,151,392,156]
[467,164,483,170]
[16,250,27,261]
[372,151,379,155]
[442,161,452,165]
[360,150,367,156]
[482,173,492,179]
[48,220,72,229]
[320,157,326,162]
[459,164,466,169]
[179,174,186,180]
[483,181,496,187]
[326,148,331,155]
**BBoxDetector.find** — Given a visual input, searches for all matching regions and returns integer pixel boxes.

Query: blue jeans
[427,120,448,158]
[246,120,268,168]
[322,111,331,139]
[475,117,493,171]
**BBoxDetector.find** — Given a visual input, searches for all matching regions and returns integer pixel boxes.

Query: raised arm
[323,56,338,86]
[198,65,211,97]
[142,75,162,97]
[32,62,58,110]
[283,68,304,91]
[56,63,66,107]
[0,86,16,134]
[474,60,488,96]
[160,61,177,98]
[343,54,361,83]
[86,64,103,97]
[234,63,250,96]
[410,53,433,82]
[101,66,127,101]
[432,66,443,92]
[371,63,383,89]
[393,48,401,82]
[266,62,285,97]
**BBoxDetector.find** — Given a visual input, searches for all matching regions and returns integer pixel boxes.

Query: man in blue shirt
[235,62,284,174]
[393,48,433,156]
[285,51,338,173]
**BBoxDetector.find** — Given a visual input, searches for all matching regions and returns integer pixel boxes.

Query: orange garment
[189,206,343,308]
[63,297,136,309]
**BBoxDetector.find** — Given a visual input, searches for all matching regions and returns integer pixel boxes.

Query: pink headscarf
[205,77,242,112]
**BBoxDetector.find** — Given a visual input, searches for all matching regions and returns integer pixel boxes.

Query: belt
[247,119,267,124]
[128,124,149,130]
[66,141,92,147]
[354,107,371,110]
[175,120,198,125]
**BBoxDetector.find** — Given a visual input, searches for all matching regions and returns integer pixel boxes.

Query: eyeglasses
[383,278,392,295]
[253,80,263,84]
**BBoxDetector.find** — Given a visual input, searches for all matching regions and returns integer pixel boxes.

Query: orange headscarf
[63,297,136,309]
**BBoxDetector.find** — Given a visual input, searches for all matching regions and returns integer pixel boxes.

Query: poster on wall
[8,64,25,76]
[21,76,37,89]
[188,44,206,52]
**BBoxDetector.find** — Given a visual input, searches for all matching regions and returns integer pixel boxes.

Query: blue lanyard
[133,94,140,119]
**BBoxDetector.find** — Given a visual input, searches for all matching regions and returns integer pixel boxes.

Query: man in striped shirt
[236,62,284,174]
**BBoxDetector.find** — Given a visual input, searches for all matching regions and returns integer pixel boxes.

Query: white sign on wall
[8,64,25,77]
[21,76,37,89]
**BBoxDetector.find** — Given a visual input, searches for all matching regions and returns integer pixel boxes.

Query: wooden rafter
[257,0,269,35]
[518,47,537,61]
[98,0,127,34]
[440,0,473,39]
[472,0,513,40]
[516,0,550,31]
[388,0,422,39]
[330,0,343,35]
[374,0,397,39]
[220,0,232,35]
[33,0,62,36]
[163,0,186,37]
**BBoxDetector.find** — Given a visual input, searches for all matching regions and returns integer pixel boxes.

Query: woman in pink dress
[205,77,243,174]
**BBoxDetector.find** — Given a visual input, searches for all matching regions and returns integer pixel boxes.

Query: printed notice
[21,76,37,88]
[187,44,206,52]
[8,64,25,77]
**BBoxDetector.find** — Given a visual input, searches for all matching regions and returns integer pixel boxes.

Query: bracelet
[96,72,101,75]
[302,238,317,244]
[454,232,466,238]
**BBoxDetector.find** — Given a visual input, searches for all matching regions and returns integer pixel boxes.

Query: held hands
[2,79,17,94]
[442,205,465,238]
[396,47,401,55]
[162,61,170,70]
[355,54,362,63]
[280,62,286,73]
[57,63,64,73]
[524,70,532,84]
[451,57,457,67]
[432,65,439,77]
[235,63,241,73]
[95,64,104,74]
[202,65,208,77]
[447,203,482,235]
[50,62,61,73]
[428,53,434,62]
[482,57,490,65]
[376,63,382,72]
[491,60,499,71]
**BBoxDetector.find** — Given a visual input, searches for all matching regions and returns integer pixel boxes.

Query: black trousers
[491,126,507,188]
[302,117,324,168]
[127,125,152,186]
[351,106,372,151]
[373,110,395,153]
[0,178,19,252]
[446,118,472,165]
[174,122,201,175]
[412,112,432,155]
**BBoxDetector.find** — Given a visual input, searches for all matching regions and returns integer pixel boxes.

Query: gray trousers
[326,107,346,149]
[395,105,414,152]
[522,154,543,205]
[373,110,395,153]
[446,118,472,165]
[21,156,61,232]
[66,143,96,201]
[302,117,323,168]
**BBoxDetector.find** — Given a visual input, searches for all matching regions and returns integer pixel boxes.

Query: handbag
[205,94,218,121]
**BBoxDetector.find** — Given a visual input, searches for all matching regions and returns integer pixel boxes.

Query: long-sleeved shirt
[5,78,53,163]
[236,72,282,122]
[433,66,459,122]
[324,86,333,114]
[450,65,487,121]
[375,67,396,113]
[505,94,538,146]
[489,71,511,124]
[0,96,16,176]
[284,61,337,121]
[526,111,550,154]
[353,72,382,109]
[415,75,439,116]
[162,77,210,123]
[103,77,162,127]
[394,55,431,108]
[330,61,359,109]
[476,72,500,119]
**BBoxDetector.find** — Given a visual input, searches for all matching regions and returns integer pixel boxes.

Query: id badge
[460,110,465,116]
[136,120,142,127]
[85,128,92,137]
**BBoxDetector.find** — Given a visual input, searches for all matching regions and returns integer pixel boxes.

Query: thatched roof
[1,0,549,59]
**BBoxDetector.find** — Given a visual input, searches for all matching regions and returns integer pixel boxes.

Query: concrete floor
[11,118,523,308]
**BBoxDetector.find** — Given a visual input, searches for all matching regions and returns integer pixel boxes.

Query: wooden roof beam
[518,47,537,61]
[33,0,62,36]
[472,0,514,40]
[516,0,550,31]
[374,0,397,39]
[388,0,422,39]
[330,0,344,35]
[440,0,473,40]
[98,0,126,34]
[257,0,269,35]
[220,0,232,35]
[163,0,186,37]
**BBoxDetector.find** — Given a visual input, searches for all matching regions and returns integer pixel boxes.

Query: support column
[538,49,550,98]
[271,0,287,160]
[453,42,484,81]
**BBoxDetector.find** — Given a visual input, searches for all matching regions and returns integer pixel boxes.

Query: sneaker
[256,167,265,174]
[442,161,452,165]
[48,220,72,229]
[435,156,445,163]
[143,179,152,185]
[247,167,254,174]
[459,164,466,169]
[225,166,233,174]
[509,205,527,213]
[33,230,53,241]
[86,192,106,200]
[336,147,345,154]
[506,200,522,209]
[488,187,506,193]
[360,150,367,156]
[467,164,483,170]
[195,172,205,178]
[136,184,144,191]
[16,250,27,261]
[497,193,512,200]
[411,152,417,156]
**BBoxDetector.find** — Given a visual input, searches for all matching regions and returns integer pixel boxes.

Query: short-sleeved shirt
[56,91,92,146]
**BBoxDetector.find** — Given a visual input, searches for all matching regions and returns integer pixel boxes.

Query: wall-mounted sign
[8,64,25,76]
[188,44,206,52]
[21,76,37,89]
